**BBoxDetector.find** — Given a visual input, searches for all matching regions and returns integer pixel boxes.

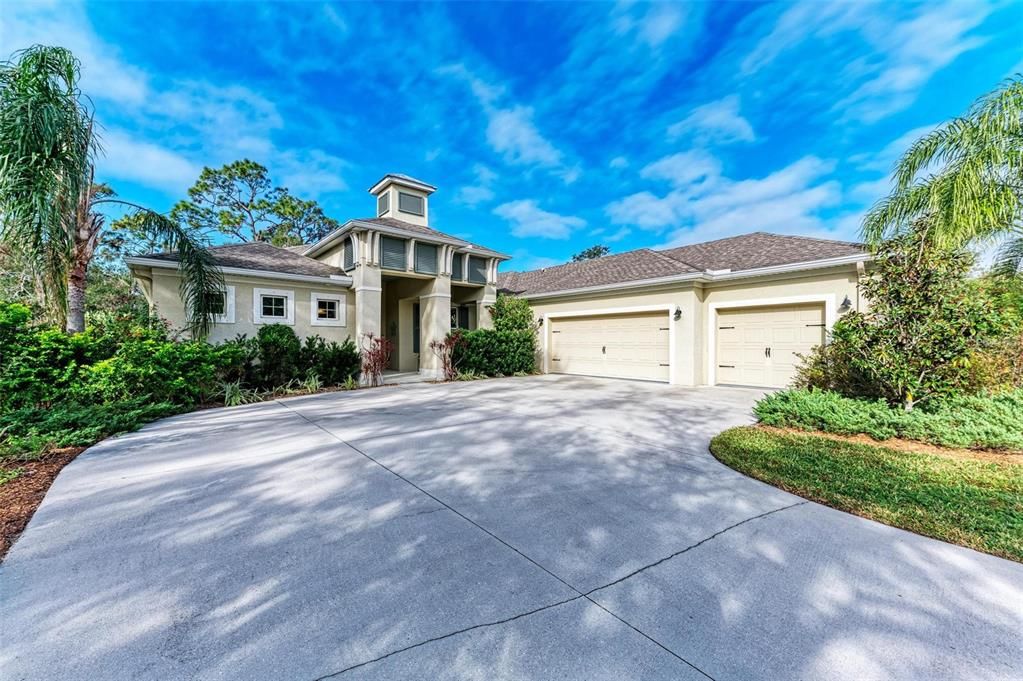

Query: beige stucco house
[128,172,869,388]
[127,173,509,379]
[499,232,868,389]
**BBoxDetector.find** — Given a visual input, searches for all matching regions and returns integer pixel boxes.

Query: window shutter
[343,238,354,270]
[451,253,464,280]
[380,236,407,270]
[468,256,487,283]
[414,243,438,274]
[377,193,389,216]
[398,192,425,216]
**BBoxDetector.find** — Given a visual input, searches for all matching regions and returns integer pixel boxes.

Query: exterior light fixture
[673,306,682,321]
[537,316,544,326]
[839,295,852,312]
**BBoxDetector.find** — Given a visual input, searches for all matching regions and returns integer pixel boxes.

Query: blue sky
[4,1,1021,271]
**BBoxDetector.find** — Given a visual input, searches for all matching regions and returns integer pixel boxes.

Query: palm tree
[0,45,223,335]
[863,76,1023,275]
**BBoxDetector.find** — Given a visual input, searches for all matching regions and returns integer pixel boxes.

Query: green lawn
[710,426,1023,563]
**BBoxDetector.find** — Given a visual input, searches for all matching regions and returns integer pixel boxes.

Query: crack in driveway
[280,391,805,681]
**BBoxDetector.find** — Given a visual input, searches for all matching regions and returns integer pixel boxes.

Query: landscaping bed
[0,446,84,559]
[710,426,1023,562]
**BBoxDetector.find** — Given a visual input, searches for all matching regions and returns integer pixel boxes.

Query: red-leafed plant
[430,330,467,381]
[360,333,393,386]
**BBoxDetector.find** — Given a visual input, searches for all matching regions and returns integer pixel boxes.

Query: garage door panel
[716,303,825,389]
[550,312,669,383]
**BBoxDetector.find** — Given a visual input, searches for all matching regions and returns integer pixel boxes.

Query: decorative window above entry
[380,236,407,270]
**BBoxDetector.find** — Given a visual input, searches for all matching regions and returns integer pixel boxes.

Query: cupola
[368,173,436,227]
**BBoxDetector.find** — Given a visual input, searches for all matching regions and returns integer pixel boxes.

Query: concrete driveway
[2,376,1021,680]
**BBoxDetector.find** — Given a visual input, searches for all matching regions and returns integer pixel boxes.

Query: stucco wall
[523,264,861,386]
[148,269,354,345]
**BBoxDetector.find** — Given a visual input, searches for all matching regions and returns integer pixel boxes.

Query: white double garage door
[548,303,825,388]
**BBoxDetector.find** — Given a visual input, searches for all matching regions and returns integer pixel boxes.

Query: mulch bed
[0,447,85,561]
[761,425,1023,465]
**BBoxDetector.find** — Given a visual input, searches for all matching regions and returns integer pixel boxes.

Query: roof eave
[303,219,512,260]
[368,175,437,195]
[512,253,870,300]
[125,257,353,287]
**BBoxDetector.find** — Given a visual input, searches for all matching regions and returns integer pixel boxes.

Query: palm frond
[0,45,96,323]
[100,199,225,338]
[994,231,1023,277]
[864,76,1023,263]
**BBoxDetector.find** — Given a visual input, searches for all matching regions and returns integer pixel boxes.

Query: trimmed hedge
[453,329,535,376]
[755,388,1023,451]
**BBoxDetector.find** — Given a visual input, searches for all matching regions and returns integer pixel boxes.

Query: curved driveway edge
[2,376,1021,680]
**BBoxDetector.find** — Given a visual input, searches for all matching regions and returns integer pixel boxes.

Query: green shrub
[490,294,537,332]
[755,388,1023,451]
[299,335,360,386]
[0,301,31,364]
[0,399,183,461]
[255,324,301,388]
[0,327,109,410]
[453,329,535,377]
[795,230,1010,409]
[81,338,230,407]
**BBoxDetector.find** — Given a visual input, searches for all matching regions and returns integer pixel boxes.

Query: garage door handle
[602,346,606,354]
[765,347,771,358]
[718,364,735,368]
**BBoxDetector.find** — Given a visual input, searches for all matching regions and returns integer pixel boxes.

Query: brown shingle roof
[659,232,863,271]
[499,249,697,295]
[145,241,345,278]
[498,232,865,296]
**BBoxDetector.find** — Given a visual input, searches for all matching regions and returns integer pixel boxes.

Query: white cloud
[5,2,348,199]
[486,106,563,167]
[440,63,576,183]
[494,200,585,239]
[607,155,843,244]
[275,149,349,196]
[454,164,498,207]
[741,1,992,123]
[850,123,939,173]
[98,129,200,193]
[667,95,755,144]
[640,150,722,188]
[609,156,629,169]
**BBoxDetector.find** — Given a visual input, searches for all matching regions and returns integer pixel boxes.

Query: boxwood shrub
[453,329,535,377]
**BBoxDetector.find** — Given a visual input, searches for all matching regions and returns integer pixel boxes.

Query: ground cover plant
[711,427,1023,562]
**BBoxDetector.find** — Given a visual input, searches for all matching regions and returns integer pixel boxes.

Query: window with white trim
[253,287,295,325]
[310,292,346,327]
[208,285,235,324]
[377,192,389,216]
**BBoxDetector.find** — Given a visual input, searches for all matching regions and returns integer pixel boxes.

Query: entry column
[419,275,451,379]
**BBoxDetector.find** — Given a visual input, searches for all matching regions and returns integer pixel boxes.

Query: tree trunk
[66,261,88,334]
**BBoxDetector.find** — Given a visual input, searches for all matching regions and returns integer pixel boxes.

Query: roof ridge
[648,248,700,270]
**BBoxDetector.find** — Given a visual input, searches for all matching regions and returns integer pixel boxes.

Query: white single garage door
[550,311,670,382]
[715,303,825,388]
